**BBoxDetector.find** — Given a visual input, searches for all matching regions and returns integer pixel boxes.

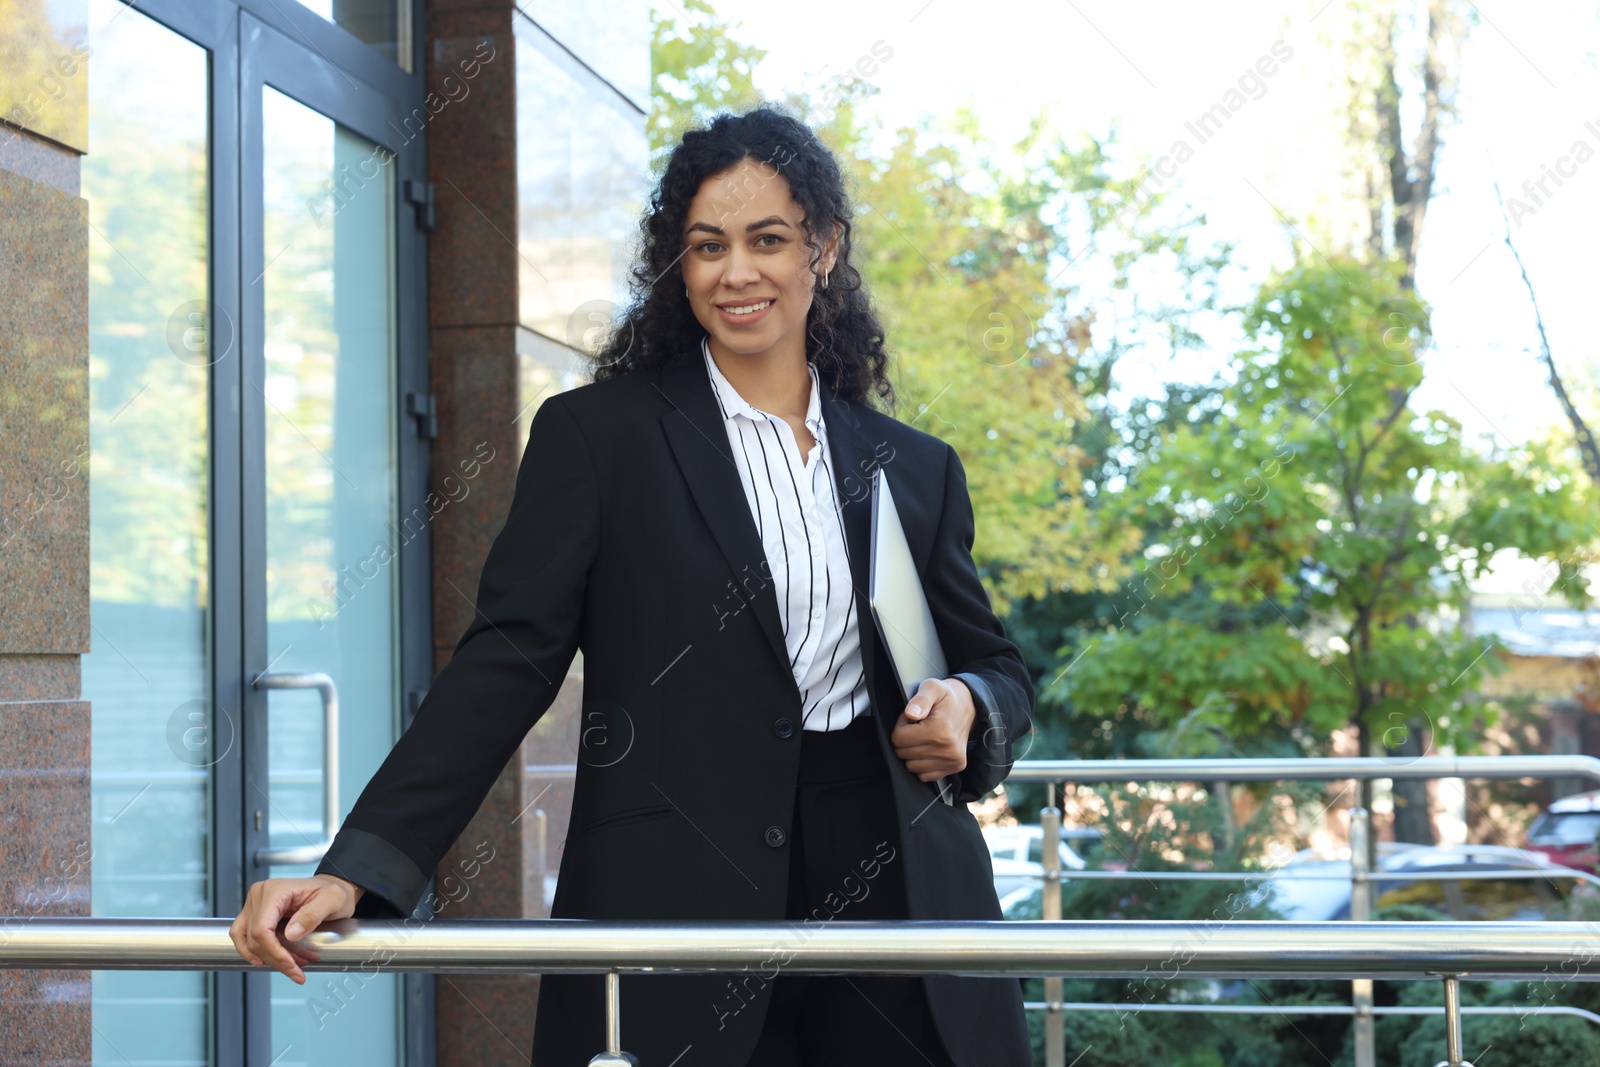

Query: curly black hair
[587,106,896,413]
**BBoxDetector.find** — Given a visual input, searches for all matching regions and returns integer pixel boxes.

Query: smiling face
[680,157,835,364]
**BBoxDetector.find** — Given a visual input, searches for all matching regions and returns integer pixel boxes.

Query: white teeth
[724,300,772,315]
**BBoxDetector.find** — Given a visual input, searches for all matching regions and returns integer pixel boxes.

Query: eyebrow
[684,215,793,238]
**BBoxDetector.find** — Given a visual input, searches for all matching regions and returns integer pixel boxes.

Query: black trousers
[744,713,959,1067]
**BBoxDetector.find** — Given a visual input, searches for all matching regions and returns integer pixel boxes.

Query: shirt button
[811,607,823,621]
[765,826,787,848]
[773,717,795,739]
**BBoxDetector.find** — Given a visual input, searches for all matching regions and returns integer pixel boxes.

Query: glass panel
[260,86,401,1062]
[295,0,412,72]
[514,17,648,345]
[82,0,213,1062]
[513,0,648,108]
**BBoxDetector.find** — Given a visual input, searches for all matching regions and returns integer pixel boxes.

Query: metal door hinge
[404,179,436,232]
[407,392,438,440]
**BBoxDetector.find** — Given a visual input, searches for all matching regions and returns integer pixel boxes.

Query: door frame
[237,7,432,1063]
[96,2,434,1063]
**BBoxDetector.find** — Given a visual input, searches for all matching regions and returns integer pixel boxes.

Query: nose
[720,244,760,289]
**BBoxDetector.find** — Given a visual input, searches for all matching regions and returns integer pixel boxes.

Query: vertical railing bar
[1041,780,1064,1067]
[1349,806,1375,1067]
[1431,972,1474,1067]
[587,970,639,1066]
[606,970,621,1053]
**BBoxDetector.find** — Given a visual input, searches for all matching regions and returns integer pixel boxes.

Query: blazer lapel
[816,376,874,610]
[657,355,791,678]
[816,376,889,724]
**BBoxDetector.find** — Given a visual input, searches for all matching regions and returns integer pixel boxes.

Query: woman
[232,106,1035,1067]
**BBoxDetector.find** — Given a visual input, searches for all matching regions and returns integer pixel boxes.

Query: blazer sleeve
[922,443,1035,805]
[313,394,600,918]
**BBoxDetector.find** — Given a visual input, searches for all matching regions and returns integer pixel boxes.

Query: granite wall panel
[425,4,556,1064]
[0,697,92,1066]
[0,165,89,655]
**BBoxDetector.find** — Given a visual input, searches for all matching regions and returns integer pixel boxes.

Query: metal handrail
[2,917,1591,1067]
[1006,753,1600,784]
[1021,868,1600,886]
[3,917,1599,980]
[1025,1001,1600,1025]
[526,754,1600,785]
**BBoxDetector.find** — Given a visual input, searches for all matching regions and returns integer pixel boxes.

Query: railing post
[536,808,549,911]
[1041,782,1064,1067]
[1349,806,1375,1067]
[1431,973,1475,1067]
[586,971,639,1066]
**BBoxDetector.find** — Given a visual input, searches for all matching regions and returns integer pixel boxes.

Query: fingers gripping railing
[5,919,1599,1067]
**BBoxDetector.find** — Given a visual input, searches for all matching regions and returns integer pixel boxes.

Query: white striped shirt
[701,338,870,731]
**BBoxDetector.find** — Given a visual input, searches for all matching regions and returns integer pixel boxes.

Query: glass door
[255,85,401,1064]
[239,12,426,1065]
[81,1,429,1060]
[83,2,216,1063]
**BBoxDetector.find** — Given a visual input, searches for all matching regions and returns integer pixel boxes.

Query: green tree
[649,0,765,170]
[815,99,1235,612]
[1058,256,1596,786]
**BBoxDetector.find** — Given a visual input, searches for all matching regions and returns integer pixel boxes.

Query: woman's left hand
[891,677,975,782]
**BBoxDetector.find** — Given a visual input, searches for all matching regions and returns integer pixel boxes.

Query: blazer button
[773,717,795,739]
[764,825,787,848]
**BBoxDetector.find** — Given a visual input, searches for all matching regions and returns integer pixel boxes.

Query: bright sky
[669,0,1600,459]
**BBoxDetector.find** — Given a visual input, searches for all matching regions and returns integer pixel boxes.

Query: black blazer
[316,348,1036,1067]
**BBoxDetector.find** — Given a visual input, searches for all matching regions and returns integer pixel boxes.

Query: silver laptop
[868,468,957,806]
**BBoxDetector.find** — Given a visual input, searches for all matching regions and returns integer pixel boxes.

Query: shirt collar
[701,336,824,433]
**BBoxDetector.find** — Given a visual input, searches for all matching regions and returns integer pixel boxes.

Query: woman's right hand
[229,874,366,984]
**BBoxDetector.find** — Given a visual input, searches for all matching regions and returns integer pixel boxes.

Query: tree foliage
[648,0,765,171]
[1057,255,1596,753]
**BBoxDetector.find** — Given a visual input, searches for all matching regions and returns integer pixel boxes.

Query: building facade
[0,1,648,1063]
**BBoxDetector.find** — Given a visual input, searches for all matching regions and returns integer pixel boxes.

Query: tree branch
[1490,178,1600,487]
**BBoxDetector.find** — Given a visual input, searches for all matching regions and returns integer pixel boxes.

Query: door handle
[252,671,340,867]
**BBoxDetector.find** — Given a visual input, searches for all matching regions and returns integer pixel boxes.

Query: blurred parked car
[1524,790,1600,874]
[1266,843,1573,921]
[982,824,1089,907]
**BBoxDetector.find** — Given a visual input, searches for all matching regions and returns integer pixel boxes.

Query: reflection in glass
[513,0,648,108]
[261,86,401,1062]
[515,328,589,462]
[0,0,90,150]
[295,0,412,72]
[82,0,213,1062]
[515,16,648,346]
